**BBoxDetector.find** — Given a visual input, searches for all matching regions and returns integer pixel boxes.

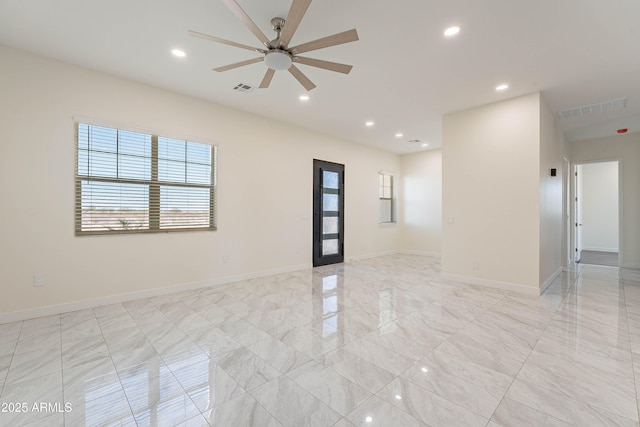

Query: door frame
[313,159,345,267]
[574,164,583,263]
[570,159,623,266]
[562,157,571,267]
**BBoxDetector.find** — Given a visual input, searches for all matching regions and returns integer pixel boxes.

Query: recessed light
[395,132,404,138]
[444,26,461,37]
[299,94,310,101]
[421,143,429,147]
[365,121,375,127]
[395,394,402,400]
[171,49,186,58]
[421,367,429,373]
[365,416,373,423]
[495,83,509,91]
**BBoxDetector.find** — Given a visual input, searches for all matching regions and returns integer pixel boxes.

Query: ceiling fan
[188,0,359,91]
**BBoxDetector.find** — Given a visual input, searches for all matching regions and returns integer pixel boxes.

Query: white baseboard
[621,264,640,270]
[540,267,563,293]
[399,250,441,257]
[346,250,398,262]
[440,273,540,296]
[582,247,618,253]
[347,249,441,261]
[0,263,312,324]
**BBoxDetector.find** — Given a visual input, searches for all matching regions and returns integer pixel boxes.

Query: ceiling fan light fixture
[299,94,310,101]
[265,50,292,70]
[444,26,460,37]
[171,49,186,58]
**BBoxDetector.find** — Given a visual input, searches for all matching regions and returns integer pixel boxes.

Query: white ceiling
[1,0,639,153]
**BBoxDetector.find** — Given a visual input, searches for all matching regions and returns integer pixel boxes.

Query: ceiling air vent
[233,83,254,93]
[557,97,627,120]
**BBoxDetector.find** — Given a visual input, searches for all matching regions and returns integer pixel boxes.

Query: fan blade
[279,0,312,48]
[213,57,263,72]
[288,64,316,91]
[259,68,276,88]
[222,0,271,47]
[188,30,262,52]
[290,29,359,54]
[295,56,353,74]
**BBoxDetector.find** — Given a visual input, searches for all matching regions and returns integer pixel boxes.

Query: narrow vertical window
[379,173,395,223]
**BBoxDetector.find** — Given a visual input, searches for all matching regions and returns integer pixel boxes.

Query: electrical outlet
[222,255,230,264]
[34,276,45,287]
[472,261,479,270]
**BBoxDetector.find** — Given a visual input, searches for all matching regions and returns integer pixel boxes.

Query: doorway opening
[571,160,621,267]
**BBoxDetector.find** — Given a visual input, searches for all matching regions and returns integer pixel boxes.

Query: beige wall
[539,95,564,288]
[570,133,640,268]
[0,46,401,318]
[442,93,542,292]
[399,150,442,254]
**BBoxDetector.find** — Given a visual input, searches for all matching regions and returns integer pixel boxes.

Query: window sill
[75,227,217,236]
[378,221,397,228]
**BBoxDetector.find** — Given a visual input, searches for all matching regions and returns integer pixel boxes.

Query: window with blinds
[379,173,396,223]
[75,123,216,235]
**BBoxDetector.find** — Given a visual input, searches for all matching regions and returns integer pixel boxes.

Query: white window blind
[75,123,216,234]
[379,173,395,223]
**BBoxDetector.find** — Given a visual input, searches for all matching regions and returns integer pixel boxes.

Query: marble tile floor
[1,254,639,426]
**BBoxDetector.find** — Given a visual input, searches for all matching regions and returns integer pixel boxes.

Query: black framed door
[313,160,345,267]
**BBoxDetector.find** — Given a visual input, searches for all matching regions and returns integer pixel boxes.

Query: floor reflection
[2,254,640,426]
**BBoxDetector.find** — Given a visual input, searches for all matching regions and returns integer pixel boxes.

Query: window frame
[74,122,217,235]
[378,172,396,224]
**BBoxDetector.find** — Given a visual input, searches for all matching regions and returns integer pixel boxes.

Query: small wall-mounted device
[550,168,557,177]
